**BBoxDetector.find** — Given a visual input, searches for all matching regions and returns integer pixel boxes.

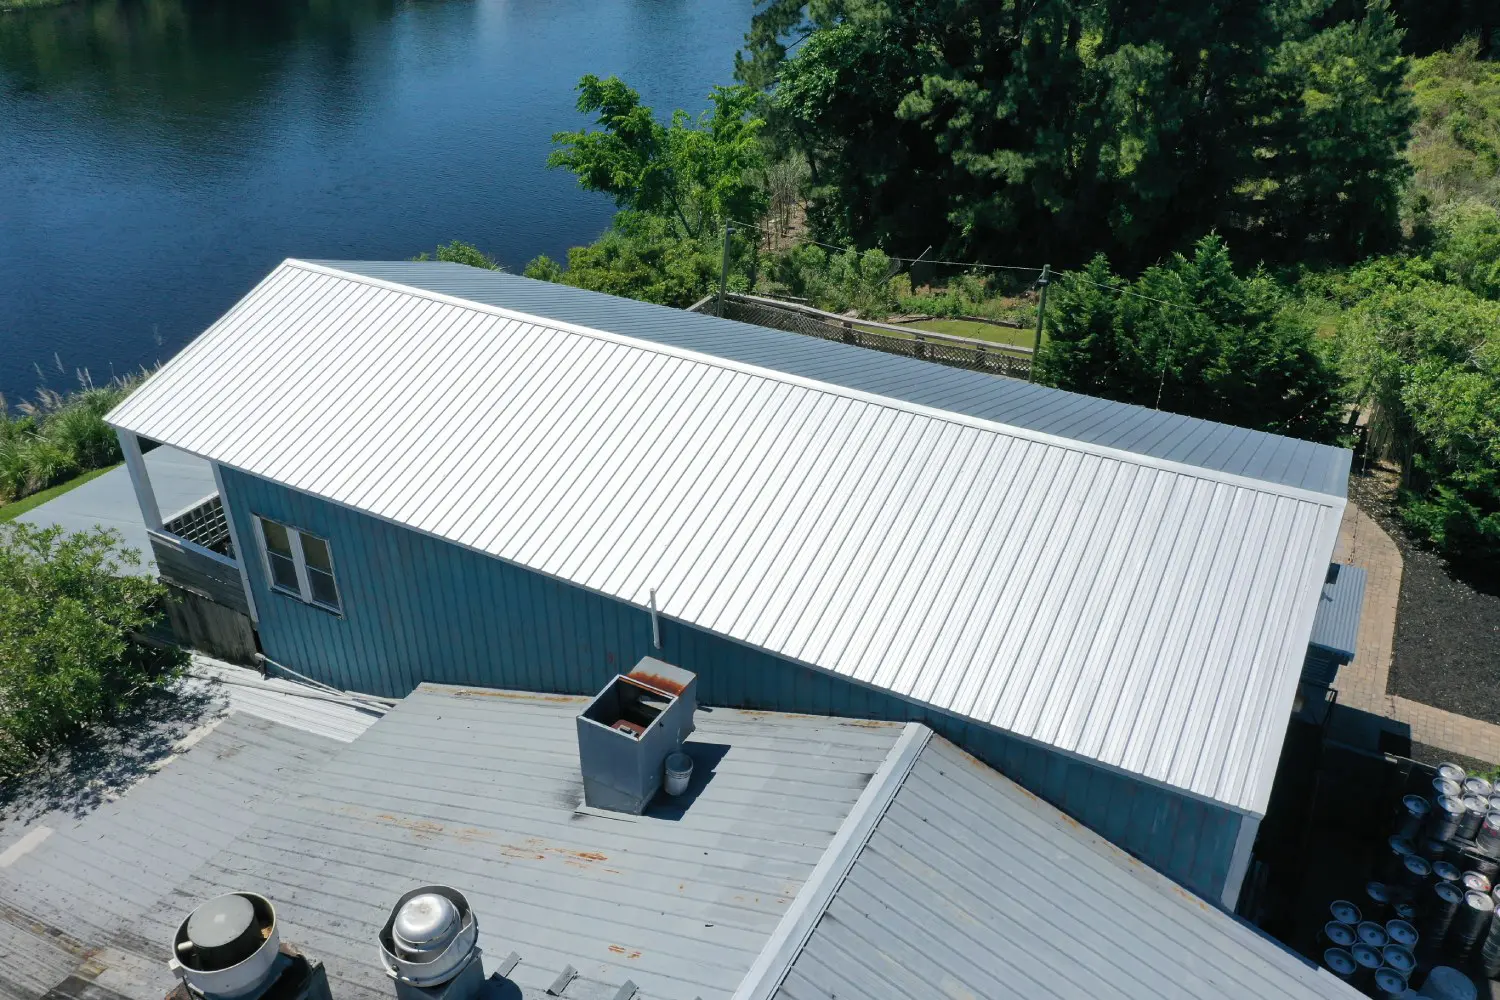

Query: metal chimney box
[577,658,697,814]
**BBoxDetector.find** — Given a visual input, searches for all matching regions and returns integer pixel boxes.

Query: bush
[414,241,503,270]
[0,377,139,505]
[764,244,897,317]
[1333,259,1500,566]
[0,524,185,778]
[1036,235,1344,441]
[523,211,750,308]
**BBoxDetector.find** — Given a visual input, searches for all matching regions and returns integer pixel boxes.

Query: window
[254,516,342,613]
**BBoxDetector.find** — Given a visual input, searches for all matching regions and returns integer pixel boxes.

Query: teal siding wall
[218,466,1246,901]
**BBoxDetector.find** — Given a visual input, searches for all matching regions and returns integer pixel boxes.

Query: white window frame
[252,515,342,615]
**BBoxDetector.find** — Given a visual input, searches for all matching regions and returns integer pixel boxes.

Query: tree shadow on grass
[0,675,225,827]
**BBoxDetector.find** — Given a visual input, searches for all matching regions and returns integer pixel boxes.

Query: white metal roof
[108,260,1347,815]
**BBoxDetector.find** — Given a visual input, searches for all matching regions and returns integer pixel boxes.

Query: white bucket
[664,751,694,797]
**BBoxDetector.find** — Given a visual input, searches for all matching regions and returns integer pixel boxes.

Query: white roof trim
[733,722,933,1000]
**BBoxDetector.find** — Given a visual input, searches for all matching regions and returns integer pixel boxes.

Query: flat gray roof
[319,261,1350,497]
[126,686,900,1000]
[0,713,340,1000]
[2,682,1361,1000]
[760,734,1353,1000]
[15,445,216,576]
[1307,563,1366,662]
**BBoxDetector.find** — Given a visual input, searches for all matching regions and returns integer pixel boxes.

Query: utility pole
[717,221,734,318]
[1029,263,1051,383]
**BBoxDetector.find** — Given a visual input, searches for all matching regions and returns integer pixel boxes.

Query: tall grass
[0,372,142,506]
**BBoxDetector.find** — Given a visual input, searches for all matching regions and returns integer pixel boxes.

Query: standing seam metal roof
[315,260,1350,496]
[756,732,1355,1000]
[106,260,1349,815]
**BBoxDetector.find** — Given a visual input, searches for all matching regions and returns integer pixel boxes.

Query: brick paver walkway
[1335,501,1500,765]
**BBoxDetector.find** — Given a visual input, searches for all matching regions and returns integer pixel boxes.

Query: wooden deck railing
[691,292,1032,380]
[149,525,250,617]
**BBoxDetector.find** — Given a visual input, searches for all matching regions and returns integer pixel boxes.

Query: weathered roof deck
[0,679,1354,1000]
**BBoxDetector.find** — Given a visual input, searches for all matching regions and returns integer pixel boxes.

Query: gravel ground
[1409,741,1495,774]
[1350,468,1500,727]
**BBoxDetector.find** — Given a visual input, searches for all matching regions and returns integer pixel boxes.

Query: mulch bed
[1350,468,1500,729]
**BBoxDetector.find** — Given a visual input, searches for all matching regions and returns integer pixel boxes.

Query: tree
[523,212,736,307]
[1406,40,1500,219]
[741,0,1415,271]
[0,525,185,777]
[548,75,768,239]
[1332,259,1500,563]
[1036,235,1343,440]
[413,241,503,270]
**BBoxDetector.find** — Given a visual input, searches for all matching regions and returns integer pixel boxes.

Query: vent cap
[168,892,281,999]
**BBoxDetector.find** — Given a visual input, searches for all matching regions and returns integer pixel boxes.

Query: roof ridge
[290,260,1345,506]
[730,722,934,1000]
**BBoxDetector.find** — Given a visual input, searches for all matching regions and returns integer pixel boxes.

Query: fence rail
[692,292,1032,380]
[149,527,250,616]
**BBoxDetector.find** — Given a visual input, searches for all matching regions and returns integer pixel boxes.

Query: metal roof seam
[255,260,1348,508]
[732,722,934,1000]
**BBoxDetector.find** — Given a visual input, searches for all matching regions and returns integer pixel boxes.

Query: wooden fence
[691,292,1032,380]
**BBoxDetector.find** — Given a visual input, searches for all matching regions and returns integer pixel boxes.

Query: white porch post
[117,429,163,531]
[212,461,260,623]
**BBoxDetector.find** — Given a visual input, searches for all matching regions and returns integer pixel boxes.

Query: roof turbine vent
[168,892,282,999]
[378,886,485,1000]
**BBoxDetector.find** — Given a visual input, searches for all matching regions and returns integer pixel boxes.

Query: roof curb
[731,721,934,1000]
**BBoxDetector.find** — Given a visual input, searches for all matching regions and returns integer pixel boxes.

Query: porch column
[117,429,163,531]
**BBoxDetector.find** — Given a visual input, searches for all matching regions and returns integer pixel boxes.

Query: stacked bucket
[1321,762,1500,997]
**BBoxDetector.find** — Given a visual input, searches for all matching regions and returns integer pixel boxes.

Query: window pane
[260,518,294,558]
[308,568,340,610]
[268,553,301,592]
[300,533,333,573]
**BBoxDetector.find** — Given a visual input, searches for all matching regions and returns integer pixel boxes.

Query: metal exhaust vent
[378,885,485,1000]
[167,892,330,1000]
[577,658,697,814]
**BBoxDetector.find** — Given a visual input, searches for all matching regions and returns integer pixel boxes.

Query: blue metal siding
[218,465,1244,901]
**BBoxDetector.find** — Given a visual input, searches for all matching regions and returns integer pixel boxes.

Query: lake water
[0,0,752,403]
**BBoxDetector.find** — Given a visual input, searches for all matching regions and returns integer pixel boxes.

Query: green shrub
[1036,235,1344,441]
[0,376,138,505]
[0,524,185,779]
[523,212,749,308]
[765,244,897,317]
[414,241,503,270]
[1333,260,1500,566]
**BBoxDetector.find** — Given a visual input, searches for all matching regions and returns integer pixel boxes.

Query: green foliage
[1331,259,1500,562]
[0,524,185,777]
[548,75,767,239]
[1036,235,1343,439]
[0,378,137,506]
[764,244,897,316]
[414,241,503,270]
[1407,40,1500,218]
[523,212,748,308]
[1429,199,1500,298]
[743,0,1414,271]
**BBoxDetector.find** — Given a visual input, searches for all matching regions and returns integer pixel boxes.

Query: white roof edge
[732,722,934,1000]
[162,258,1344,508]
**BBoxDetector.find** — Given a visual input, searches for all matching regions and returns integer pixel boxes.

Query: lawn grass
[907,318,1038,349]
[0,463,120,522]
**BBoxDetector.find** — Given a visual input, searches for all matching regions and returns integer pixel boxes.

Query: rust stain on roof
[625,670,685,697]
[447,688,584,704]
[607,944,642,960]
